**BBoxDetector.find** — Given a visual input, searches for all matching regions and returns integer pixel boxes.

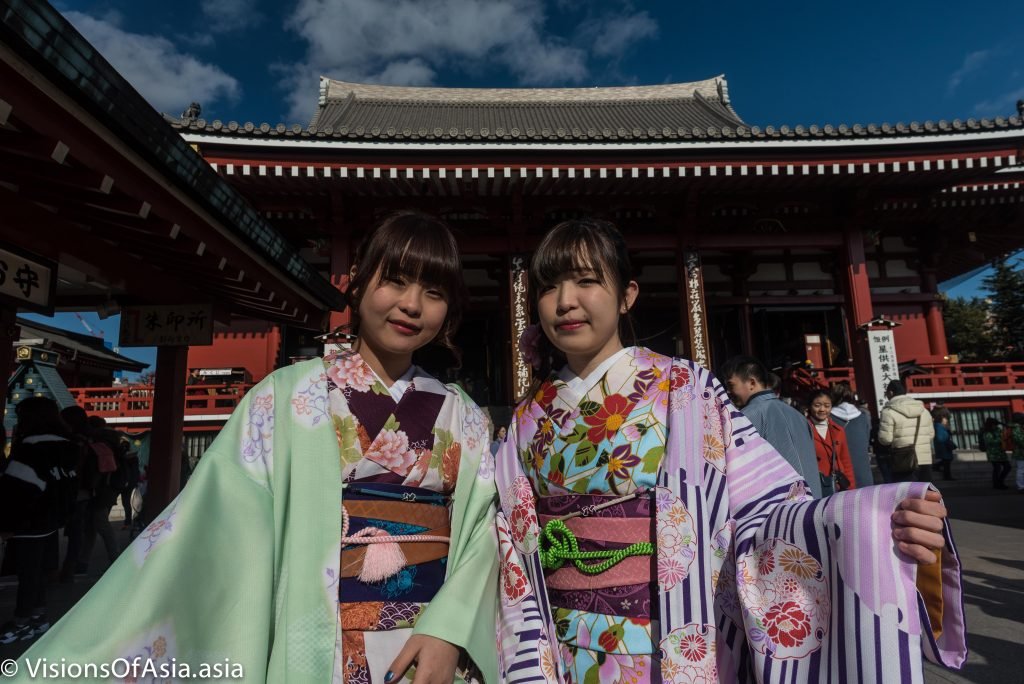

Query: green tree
[943,296,1000,361]
[982,257,1024,360]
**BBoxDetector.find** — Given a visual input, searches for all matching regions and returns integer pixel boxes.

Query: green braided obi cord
[536,493,659,681]
[539,519,654,574]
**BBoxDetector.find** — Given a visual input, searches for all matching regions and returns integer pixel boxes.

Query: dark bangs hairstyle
[345,211,467,358]
[526,218,637,393]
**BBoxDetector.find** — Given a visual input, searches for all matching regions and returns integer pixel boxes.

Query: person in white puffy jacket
[877,379,935,482]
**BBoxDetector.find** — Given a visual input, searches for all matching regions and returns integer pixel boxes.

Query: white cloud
[279,0,630,122]
[973,86,1024,117]
[578,10,658,58]
[947,49,993,95]
[63,11,240,115]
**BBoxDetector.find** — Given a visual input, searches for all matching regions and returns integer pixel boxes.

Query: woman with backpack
[981,418,1010,490]
[0,397,78,644]
[78,416,122,572]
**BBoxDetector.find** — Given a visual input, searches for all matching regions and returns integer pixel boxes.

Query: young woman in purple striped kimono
[493,218,965,683]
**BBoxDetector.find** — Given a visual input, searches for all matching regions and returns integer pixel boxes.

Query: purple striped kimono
[494,348,966,683]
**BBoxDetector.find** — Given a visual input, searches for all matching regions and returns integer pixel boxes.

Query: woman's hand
[891,490,947,564]
[386,634,460,684]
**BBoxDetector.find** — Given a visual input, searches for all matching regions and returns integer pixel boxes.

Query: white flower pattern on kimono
[660,624,718,684]
[291,368,330,429]
[115,625,177,683]
[656,490,697,589]
[327,354,376,393]
[239,385,274,485]
[365,429,417,472]
[132,501,179,566]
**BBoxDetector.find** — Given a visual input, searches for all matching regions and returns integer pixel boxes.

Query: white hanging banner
[867,329,898,413]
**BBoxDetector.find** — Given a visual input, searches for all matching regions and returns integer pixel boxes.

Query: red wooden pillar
[142,345,188,522]
[920,268,949,358]
[843,228,877,410]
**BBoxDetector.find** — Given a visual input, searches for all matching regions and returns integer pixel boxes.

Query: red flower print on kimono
[506,476,539,552]
[763,601,812,648]
[738,539,829,659]
[502,559,529,605]
[661,624,718,684]
[441,441,462,491]
[669,364,690,392]
[533,381,558,410]
[584,393,635,443]
[496,510,531,607]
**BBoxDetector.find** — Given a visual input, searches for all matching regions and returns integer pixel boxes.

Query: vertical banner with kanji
[867,329,898,413]
[508,255,532,402]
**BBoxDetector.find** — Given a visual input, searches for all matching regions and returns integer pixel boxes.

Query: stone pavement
[1,459,1021,681]
[923,457,1024,684]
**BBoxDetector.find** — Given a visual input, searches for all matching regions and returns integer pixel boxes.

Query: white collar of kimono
[371,363,420,402]
[556,346,634,405]
[346,353,443,401]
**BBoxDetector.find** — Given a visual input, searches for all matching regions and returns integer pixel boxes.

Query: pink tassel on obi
[357,529,408,582]
[341,505,450,583]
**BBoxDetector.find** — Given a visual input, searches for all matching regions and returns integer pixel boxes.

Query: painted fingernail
[384,673,394,683]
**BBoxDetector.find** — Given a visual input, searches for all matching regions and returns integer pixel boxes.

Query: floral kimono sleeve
[698,370,967,682]
[493,414,563,683]
[412,398,501,682]
[14,375,281,683]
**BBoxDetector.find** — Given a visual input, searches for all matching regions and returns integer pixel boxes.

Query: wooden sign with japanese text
[119,304,214,346]
[867,329,898,413]
[0,244,57,314]
[508,255,532,402]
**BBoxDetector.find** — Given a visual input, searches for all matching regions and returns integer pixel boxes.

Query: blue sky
[31,0,1024,374]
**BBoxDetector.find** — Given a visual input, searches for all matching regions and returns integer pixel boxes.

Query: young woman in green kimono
[16,212,499,683]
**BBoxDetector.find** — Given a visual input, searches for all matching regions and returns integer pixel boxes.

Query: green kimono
[15,357,499,682]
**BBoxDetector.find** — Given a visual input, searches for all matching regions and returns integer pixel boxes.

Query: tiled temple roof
[171,76,1024,144]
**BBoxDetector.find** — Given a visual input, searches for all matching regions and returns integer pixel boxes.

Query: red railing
[785,362,1024,395]
[905,362,1024,392]
[70,383,254,419]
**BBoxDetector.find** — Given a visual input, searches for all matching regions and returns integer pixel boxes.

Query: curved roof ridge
[319,75,728,104]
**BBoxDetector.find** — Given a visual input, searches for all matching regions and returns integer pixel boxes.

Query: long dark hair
[524,218,637,399]
[345,211,467,359]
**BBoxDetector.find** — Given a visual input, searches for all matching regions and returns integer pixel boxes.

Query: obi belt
[339,482,451,606]
[537,491,659,671]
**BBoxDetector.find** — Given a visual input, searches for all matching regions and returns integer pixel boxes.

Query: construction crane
[74,312,105,339]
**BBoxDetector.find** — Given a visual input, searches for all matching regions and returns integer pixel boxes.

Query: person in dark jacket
[830,381,874,487]
[58,406,97,580]
[720,356,822,498]
[0,397,78,644]
[931,406,957,481]
[78,416,121,571]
